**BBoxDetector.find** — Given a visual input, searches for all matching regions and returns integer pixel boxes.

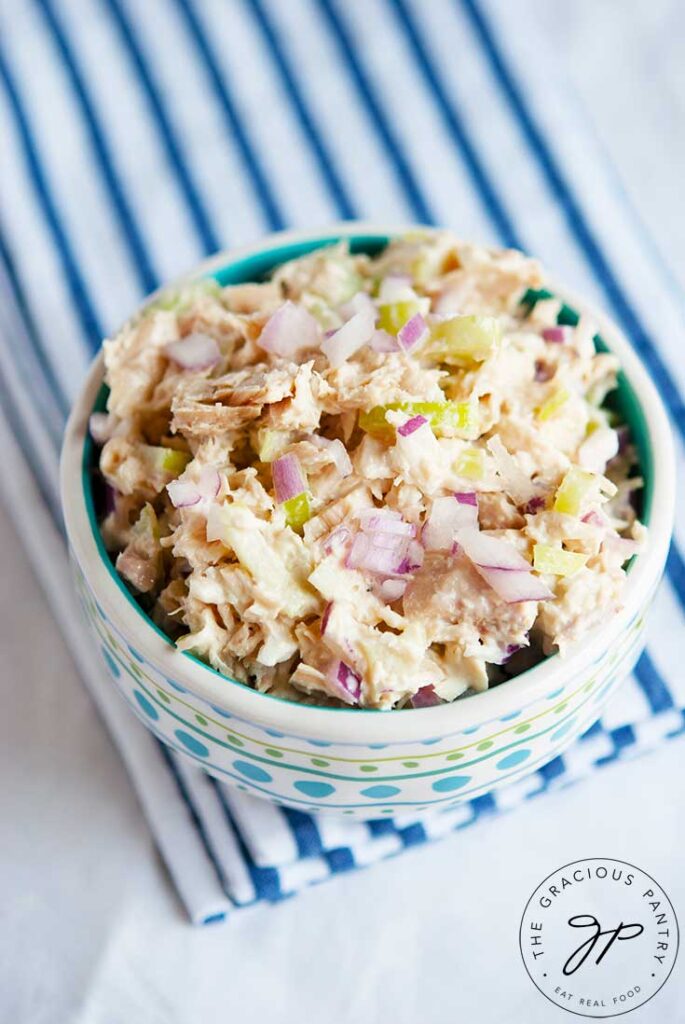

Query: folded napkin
[1,0,683,924]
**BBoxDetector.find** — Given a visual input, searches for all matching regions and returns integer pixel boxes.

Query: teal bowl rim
[61,223,675,743]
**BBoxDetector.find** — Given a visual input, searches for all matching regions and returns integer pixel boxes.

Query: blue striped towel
[1,0,683,925]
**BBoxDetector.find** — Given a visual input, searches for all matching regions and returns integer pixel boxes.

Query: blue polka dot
[102,648,120,678]
[233,760,272,783]
[546,687,565,700]
[294,780,336,798]
[128,645,144,663]
[368,743,388,750]
[432,775,471,792]
[421,737,442,746]
[265,728,285,738]
[462,725,480,735]
[95,601,106,618]
[209,703,232,718]
[496,748,531,770]
[551,719,577,742]
[133,690,158,720]
[306,740,332,748]
[360,785,401,799]
[165,677,187,693]
[500,710,522,721]
[174,730,210,758]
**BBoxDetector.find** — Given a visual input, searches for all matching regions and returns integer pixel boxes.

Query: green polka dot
[129,662,142,677]
[236,784,247,791]
[554,703,568,714]
[584,680,595,692]
[265,748,283,758]
[515,723,531,733]
[195,714,207,725]
[402,761,419,768]
[226,734,244,747]
[381,808,393,814]
[156,690,171,703]
[477,740,493,751]
[310,758,330,767]
[360,765,379,772]
[343,809,354,815]
[446,751,464,760]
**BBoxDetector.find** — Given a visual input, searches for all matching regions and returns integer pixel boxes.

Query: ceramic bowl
[60,224,675,819]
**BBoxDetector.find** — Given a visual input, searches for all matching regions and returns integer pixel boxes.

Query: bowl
[60,224,675,819]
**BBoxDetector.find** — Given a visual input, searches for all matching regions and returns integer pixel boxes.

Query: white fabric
[2,0,685,1019]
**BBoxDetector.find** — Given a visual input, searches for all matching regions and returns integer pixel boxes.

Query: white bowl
[60,224,675,818]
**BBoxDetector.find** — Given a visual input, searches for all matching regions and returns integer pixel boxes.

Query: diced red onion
[524,495,546,515]
[338,290,376,322]
[616,424,630,454]
[323,525,351,555]
[258,301,320,357]
[320,602,333,635]
[321,308,376,368]
[476,566,554,603]
[272,453,305,503]
[167,466,221,508]
[422,494,478,551]
[165,332,221,370]
[405,539,425,570]
[346,532,409,576]
[357,512,414,537]
[369,329,398,353]
[356,507,402,526]
[89,412,112,446]
[542,326,569,344]
[308,434,353,477]
[398,414,428,437]
[581,510,606,528]
[455,491,477,507]
[397,313,428,351]
[327,661,362,705]
[104,483,118,516]
[603,535,640,562]
[379,578,407,603]
[378,274,412,302]
[411,685,442,708]
[456,528,531,571]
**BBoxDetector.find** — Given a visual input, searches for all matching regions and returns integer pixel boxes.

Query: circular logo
[519,858,679,1018]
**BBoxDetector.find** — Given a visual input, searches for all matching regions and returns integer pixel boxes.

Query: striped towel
[1,0,684,925]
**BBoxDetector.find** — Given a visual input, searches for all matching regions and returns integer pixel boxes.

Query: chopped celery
[553,467,596,515]
[152,447,191,476]
[455,447,485,480]
[533,543,588,576]
[283,492,312,532]
[427,315,502,365]
[148,278,220,314]
[256,428,288,463]
[536,387,570,422]
[359,400,479,440]
[377,298,429,335]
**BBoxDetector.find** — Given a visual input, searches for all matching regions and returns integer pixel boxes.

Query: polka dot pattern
[74,560,645,816]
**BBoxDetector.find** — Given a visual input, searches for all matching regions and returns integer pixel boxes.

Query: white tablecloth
[2,0,684,1020]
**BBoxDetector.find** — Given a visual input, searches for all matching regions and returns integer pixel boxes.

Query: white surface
[2,3,685,1022]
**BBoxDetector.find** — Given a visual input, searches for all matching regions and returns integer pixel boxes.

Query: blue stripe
[102,0,221,256]
[280,805,323,858]
[0,221,69,420]
[0,43,103,349]
[633,651,675,715]
[212,780,283,902]
[460,0,685,436]
[316,0,435,225]
[367,818,398,837]
[244,0,357,221]
[325,847,355,872]
[387,0,520,248]
[397,821,427,847]
[169,0,286,232]
[35,0,158,294]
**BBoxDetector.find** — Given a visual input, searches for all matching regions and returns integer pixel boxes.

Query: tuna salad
[92,232,645,710]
